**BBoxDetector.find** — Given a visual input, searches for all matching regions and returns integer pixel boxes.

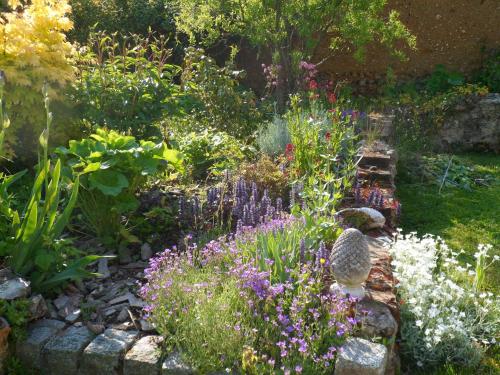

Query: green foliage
[56,128,182,245]
[475,50,500,92]
[171,47,262,138]
[175,0,415,104]
[0,298,30,342]
[424,65,465,95]
[257,115,291,157]
[68,0,176,43]
[72,31,184,139]
[0,85,99,292]
[176,129,253,181]
[402,154,496,191]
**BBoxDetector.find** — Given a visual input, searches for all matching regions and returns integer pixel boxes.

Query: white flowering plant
[389,231,499,370]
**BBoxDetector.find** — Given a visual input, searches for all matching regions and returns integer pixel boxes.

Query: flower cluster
[389,231,499,369]
[262,63,282,89]
[140,217,357,374]
[178,177,286,230]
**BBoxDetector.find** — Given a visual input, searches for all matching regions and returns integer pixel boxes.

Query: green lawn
[396,152,500,374]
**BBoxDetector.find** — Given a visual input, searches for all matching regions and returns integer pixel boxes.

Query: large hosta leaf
[88,170,128,196]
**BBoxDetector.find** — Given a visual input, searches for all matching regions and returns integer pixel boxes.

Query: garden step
[358,152,392,169]
[43,325,96,375]
[16,319,66,370]
[123,335,163,375]
[80,328,139,374]
[334,337,388,375]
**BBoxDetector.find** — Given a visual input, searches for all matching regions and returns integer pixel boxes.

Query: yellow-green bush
[0,0,74,162]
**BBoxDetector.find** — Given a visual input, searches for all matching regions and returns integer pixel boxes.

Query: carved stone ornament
[330,228,371,298]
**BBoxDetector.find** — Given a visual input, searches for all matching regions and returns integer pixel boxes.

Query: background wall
[314,0,500,93]
[239,0,500,94]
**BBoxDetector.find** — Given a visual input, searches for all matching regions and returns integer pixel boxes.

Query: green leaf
[83,162,102,174]
[88,170,128,196]
[35,250,55,272]
[52,176,79,239]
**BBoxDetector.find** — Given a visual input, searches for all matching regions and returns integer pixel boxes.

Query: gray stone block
[16,319,66,369]
[80,328,139,374]
[123,335,163,375]
[356,300,398,339]
[43,325,95,375]
[161,351,194,375]
[335,337,388,375]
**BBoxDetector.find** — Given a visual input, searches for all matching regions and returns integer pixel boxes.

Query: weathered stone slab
[123,335,163,375]
[43,325,95,375]
[356,300,398,339]
[0,269,30,300]
[161,351,194,375]
[335,337,388,375]
[80,328,139,374]
[16,319,66,369]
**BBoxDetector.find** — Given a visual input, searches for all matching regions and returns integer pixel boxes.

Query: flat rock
[43,325,95,375]
[335,337,388,375]
[28,294,48,321]
[336,208,386,232]
[356,300,398,339]
[162,351,194,375]
[141,243,153,261]
[0,269,30,300]
[53,294,70,310]
[80,328,139,374]
[16,319,66,370]
[124,335,163,375]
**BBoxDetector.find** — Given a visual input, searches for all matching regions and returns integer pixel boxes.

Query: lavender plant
[140,217,357,374]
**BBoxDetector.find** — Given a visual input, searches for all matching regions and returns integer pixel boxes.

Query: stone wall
[438,93,500,153]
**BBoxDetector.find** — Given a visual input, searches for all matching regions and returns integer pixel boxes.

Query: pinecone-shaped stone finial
[330,228,371,298]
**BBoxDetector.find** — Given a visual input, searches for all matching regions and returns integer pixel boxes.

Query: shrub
[171,47,262,139]
[390,232,499,370]
[0,0,74,162]
[176,129,253,181]
[141,218,357,374]
[237,155,289,202]
[256,115,291,158]
[72,31,183,139]
[56,128,183,246]
[68,0,176,43]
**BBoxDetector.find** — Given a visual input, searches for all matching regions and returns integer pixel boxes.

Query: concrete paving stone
[16,319,66,370]
[123,335,163,375]
[43,325,95,375]
[80,328,139,374]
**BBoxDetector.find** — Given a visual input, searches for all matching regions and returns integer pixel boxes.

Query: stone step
[358,152,392,169]
[334,337,388,375]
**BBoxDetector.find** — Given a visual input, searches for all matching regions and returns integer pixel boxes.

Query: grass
[396,152,500,374]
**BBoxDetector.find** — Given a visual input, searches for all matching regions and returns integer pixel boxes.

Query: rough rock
[43,325,95,375]
[124,335,163,375]
[141,243,153,261]
[162,352,194,375]
[28,294,48,321]
[0,269,30,300]
[336,207,386,232]
[80,328,139,374]
[16,319,66,370]
[140,319,156,332]
[86,322,105,335]
[53,294,70,310]
[335,337,388,375]
[98,258,111,279]
[356,300,398,339]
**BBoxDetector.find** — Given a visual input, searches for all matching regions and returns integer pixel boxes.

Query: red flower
[308,80,318,90]
[285,143,294,161]
[327,92,337,104]
[325,132,331,141]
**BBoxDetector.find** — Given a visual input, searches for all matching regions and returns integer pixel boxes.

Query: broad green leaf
[83,162,101,174]
[88,169,128,196]
[52,176,79,239]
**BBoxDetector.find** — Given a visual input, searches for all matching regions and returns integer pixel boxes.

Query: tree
[175,0,416,109]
